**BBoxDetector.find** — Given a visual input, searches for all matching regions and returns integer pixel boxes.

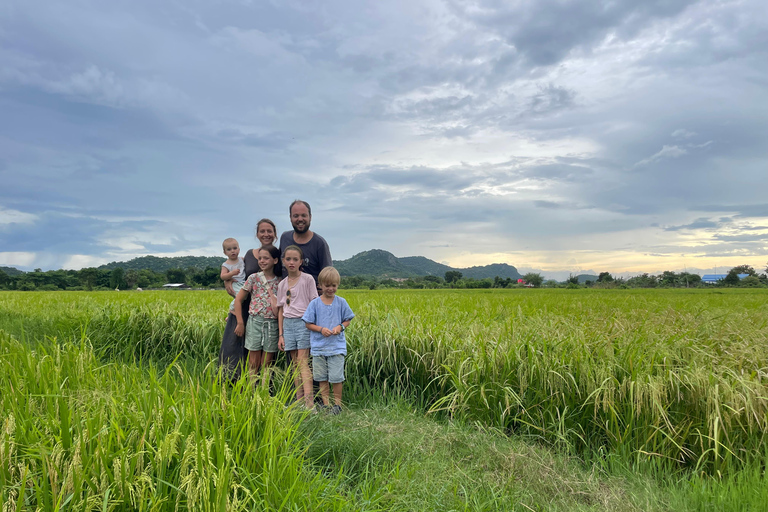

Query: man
[279,200,333,289]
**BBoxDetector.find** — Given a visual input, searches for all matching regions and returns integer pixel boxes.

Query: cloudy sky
[1,0,766,277]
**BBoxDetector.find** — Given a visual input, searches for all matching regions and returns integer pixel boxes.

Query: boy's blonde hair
[222,237,239,249]
[318,266,340,286]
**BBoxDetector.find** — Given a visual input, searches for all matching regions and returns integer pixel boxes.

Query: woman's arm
[233,288,249,336]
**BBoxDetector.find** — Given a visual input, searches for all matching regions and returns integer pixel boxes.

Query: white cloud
[633,145,688,168]
[0,208,37,226]
[0,252,36,267]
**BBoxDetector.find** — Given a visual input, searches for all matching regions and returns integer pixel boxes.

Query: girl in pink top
[277,245,318,409]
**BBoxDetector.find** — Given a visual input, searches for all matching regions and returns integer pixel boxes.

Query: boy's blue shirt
[302,295,355,356]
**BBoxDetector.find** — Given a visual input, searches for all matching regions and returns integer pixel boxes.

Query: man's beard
[293,222,310,234]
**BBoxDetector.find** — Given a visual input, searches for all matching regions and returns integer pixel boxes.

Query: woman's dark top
[218,248,260,381]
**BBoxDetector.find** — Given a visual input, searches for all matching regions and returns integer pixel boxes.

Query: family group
[217,200,354,414]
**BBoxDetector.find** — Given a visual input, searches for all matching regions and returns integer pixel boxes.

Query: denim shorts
[313,354,345,383]
[282,317,310,351]
[245,315,279,353]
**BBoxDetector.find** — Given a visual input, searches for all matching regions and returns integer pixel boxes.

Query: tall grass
[343,289,768,476]
[0,329,352,510]
[1,288,766,478]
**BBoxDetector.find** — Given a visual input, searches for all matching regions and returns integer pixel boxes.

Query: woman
[219,218,281,381]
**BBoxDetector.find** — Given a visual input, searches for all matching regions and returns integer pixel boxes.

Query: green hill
[93,249,522,280]
[0,266,24,276]
[462,263,521,280]
[99,255,223,272]
[399,256,453,276]
[333,249,417,277]
[334,249,521,280]
[575,274,599,284]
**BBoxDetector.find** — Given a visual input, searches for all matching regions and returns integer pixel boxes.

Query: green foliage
[598,272,614,283]
[0,266,24,277]
[522,272,543,287]
[0,332,348,511]
[444,270,462,283]
[99,255,224,272]
[730,264,757,276]
[109,267,126,289]
[1,289,768,510]
[334,250,521,280]
[165,268,187,284]
[723,270,741,286]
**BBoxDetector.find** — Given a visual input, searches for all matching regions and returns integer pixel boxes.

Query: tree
[125,269,139,289]
[597,272,614,283]
[740,275,761,287]
[445,271,463,284]
[566,274,579,285]
[166,268,186,284]
[110,267,126,289]
[78,268,98,290]
[730,265,757,276]
[723,269,741,286]
[522,272,543,287]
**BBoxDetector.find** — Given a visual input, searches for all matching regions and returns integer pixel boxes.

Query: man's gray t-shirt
[279,231,332,285]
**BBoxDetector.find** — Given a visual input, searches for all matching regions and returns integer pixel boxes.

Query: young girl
[233,245,282,379]
[277,245,318,409]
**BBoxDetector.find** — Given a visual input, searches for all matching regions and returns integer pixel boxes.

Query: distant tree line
[339,264,768,290]
[0,266,223,291]
[2,263,766,291]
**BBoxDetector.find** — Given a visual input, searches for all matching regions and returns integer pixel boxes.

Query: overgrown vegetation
[0,289,766,510]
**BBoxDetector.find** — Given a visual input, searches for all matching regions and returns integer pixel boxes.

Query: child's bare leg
[297,348,313,408]
[289,350,303,401]
[319,381,331,406]
[248,350,263,380]
[332,382,343,406]
[263,351,275,367]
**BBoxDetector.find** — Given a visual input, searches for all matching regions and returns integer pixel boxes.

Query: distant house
[701,274,749,284]
[162,283,190,289]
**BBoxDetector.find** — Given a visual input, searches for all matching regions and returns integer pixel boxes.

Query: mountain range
[1,251,602,282]
[92,249,526,280]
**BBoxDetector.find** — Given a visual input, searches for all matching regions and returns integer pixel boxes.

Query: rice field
[1,288,767,509]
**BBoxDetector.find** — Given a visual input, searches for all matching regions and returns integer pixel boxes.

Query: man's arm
[320,237,332,269]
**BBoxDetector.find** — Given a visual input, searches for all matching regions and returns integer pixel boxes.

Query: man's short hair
[289,199,312,216]
[318,266,340,286]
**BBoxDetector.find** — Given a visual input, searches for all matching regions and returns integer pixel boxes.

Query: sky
[1,0,766,279]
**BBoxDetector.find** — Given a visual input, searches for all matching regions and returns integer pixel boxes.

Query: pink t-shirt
[277,272,318,318]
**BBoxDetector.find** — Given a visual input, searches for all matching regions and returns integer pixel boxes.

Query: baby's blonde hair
[318,266,340,286]
[222,237,238,249]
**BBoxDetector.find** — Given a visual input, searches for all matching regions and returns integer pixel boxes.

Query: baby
[221,237,245,315]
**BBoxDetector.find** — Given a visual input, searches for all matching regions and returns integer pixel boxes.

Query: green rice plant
[342,289,768,476]
[0,329,355,511]
[1,288,766,478]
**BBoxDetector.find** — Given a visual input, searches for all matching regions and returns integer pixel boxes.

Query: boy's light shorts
[244,315,279,353]
[312,354,345,383]
[283,317,311,351]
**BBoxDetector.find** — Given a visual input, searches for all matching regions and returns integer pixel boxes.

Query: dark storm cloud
[452,0,697,66]
[0,0,766,271]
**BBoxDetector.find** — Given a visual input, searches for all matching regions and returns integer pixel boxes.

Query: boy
[302,266,354,414]
[221,238,245,314]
